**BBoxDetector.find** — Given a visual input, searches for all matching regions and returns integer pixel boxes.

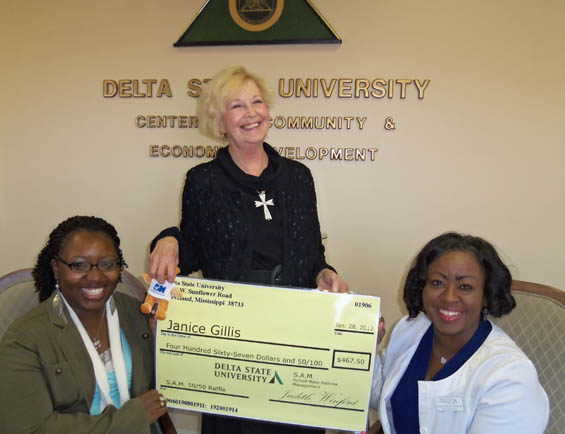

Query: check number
[332,350,371,371]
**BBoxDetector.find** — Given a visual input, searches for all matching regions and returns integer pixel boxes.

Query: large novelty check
[156,277,380,431]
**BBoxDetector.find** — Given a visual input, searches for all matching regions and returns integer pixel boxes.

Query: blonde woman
[149,66,348,433]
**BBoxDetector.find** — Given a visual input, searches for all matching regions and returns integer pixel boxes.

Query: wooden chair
[0,268,177,434]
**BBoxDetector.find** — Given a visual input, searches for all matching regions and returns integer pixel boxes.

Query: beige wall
[3,0,565,324]
[1,1,564,429]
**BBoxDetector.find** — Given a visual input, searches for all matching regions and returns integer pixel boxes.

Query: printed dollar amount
[332,350,372,371]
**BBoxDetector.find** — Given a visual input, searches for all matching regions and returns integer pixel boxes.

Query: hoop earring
[482,307,489,321]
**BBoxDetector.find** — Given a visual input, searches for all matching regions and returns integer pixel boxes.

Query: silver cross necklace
[255,190,274,220]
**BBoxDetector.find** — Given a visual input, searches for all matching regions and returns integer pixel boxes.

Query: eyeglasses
[56,256,122,273]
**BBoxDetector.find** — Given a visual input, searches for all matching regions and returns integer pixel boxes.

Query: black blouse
[215,146,282,271]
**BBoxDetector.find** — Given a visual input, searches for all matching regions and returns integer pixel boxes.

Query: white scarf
[60,292,130,410]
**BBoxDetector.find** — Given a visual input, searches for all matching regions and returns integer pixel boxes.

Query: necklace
[433,339,454,365]
[255,190,274,220]
[91,309,106,351]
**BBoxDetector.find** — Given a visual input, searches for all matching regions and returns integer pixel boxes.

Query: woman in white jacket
[370,232,549,434]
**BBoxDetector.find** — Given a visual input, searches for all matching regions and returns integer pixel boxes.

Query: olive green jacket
[0,292,156,434]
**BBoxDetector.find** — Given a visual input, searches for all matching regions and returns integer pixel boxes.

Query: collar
[216,142,288,193]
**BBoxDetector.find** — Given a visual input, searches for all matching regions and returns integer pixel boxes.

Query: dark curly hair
[403,232,515,318]
[32,216,127,302]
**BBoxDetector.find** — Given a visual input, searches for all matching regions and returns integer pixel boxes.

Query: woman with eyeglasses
[0,216,167,434]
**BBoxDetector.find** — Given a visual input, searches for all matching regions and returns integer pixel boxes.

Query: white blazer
[370,314,549,434]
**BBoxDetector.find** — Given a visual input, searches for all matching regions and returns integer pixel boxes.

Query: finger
[331,276,340,293]
[150,255,169,283]
[330,274,348,293]
[149,253,159,279]
[316,276,328,291]
[156,261,170,284]
[149,398,168,423]
[315,269,326,290]
[377,317,386,343]
[379,321,386,334]
[337,278,349,293]
[166,262,178,284]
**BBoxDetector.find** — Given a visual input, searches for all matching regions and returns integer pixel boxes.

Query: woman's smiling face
[51,230,120,318]
[423,250,486,346]
[220,79,270,151]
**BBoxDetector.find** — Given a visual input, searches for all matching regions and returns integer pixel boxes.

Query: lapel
[115,293,153,396]
[382,316,430,402]
[46,292,96,407]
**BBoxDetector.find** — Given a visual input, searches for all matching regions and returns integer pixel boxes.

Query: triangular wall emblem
[174,0,341,46]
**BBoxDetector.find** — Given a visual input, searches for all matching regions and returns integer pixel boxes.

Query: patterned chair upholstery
[492,280,565,434]
[0,269,38,339]
[0,268,177,434]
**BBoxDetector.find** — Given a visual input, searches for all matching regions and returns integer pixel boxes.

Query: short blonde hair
[197,65,274,140]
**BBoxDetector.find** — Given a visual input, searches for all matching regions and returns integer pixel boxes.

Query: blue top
[90,329,133,414]
[390,319,492,434]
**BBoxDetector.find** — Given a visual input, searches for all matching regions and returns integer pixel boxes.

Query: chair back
[0,269,38,339]
[492,280,565,434]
